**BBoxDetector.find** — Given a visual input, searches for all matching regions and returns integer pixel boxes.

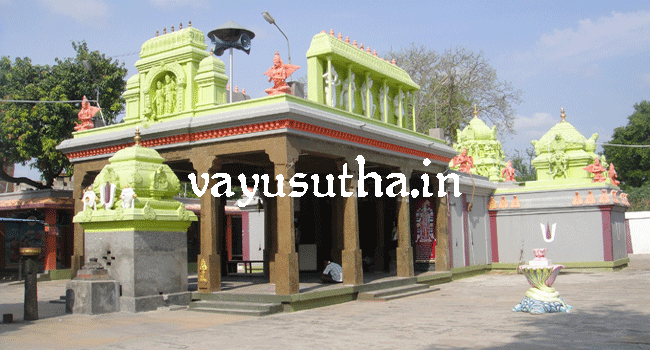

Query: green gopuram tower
[450,106,506,182]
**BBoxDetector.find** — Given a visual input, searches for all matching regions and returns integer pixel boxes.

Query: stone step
[379,286,440,301]
[188,300,283,316]
[358,284,439,301]
[49,295,67,304]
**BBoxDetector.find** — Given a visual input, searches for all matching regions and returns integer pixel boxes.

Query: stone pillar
[21,247,41,321]
[268,146,299,295]
[43,208,58,271]
[373,197,386,272]
[397,168,414,277]
[331,194,344,265]
[263,192,277,283]
[191,155,222,293]
[218,198,228,277]
[71,166,86,278]
[340,160,363,285]
[435,193,450,271]
[273,162,299,295]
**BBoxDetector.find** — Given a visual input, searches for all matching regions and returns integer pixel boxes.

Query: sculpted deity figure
[264,51,300,96]
[608,163,620,186]
[153,80,165,117]
[583,157,607,182]
[164,74,176,114]
[75,96,101,131]
[415,200,435,243]
[502,160,516,182]
[452,148,474,174]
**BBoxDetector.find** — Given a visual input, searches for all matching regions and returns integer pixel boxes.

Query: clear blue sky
[2,0,649,180]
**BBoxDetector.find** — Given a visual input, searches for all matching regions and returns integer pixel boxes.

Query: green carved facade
[521,108,617,190]
[70,27,436,143]
[450,109,505,181]
[306,31,420,132]
[122,26,228,125]
[73,134,197,231]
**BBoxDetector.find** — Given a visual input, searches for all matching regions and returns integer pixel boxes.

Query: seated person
[320,260,343,283]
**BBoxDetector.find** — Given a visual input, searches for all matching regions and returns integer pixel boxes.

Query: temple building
[54,23,628,314]
[57,25,473,306]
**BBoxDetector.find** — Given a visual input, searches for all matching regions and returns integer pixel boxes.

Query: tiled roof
[0,196,74,210]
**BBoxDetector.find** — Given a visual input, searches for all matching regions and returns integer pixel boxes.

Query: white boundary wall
[627,211,650,254]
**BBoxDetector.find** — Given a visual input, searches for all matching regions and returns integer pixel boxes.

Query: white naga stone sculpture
[120,186,137,209]
[82,187,97,211]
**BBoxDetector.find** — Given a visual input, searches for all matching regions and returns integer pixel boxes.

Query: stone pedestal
[513,249,572,314]
[85,230,190,313]
[66,258,120,315]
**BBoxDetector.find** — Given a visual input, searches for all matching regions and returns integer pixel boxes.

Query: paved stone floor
[2,255,650,349]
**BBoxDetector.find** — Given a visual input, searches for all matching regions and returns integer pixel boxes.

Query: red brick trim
[462,194,470,267]
[447,192,453,269]
[600,205,613,261]
[625,218,633,254]
[489,210,499,263]
[66,120,452,163]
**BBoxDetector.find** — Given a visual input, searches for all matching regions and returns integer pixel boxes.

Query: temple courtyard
[1,254,649,349]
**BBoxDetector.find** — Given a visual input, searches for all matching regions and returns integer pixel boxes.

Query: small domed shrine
[73,128,197,312]
[529,108,602,186]
[489,107,628,271]
[450,106,505,181]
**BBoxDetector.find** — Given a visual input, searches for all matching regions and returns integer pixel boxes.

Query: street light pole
[262,11,291,64]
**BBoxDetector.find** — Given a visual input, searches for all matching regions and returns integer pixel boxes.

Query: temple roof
[531,108,598,156]
[457,110,497,142]
[0,196,74,211]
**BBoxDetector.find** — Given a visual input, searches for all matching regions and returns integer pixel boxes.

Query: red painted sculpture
[608,163,620,186]
[583,157,607,183]
[75,96,100,131]
[264,51,300,96]
[501,160,516,182]
[452,148,474,174]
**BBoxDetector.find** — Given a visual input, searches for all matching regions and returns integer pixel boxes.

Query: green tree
[388,45,522,142]
[602,101,650,189]
[0,41,127,189]
[508,147,537,182]
[625,184,650,212]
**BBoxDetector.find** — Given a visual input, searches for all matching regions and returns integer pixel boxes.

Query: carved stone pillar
[43,208,58,271]
[373,197,386,272]
[191,155,222,293]
[339,159,363,285]
[71,165,86,278]
[435,193,450,271]
[263,189,277,283]
[397,168,414,277]
[332,192,343,265]
[268,146,299,295]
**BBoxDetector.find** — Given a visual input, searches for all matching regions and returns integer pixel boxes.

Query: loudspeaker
[211,32,252,56]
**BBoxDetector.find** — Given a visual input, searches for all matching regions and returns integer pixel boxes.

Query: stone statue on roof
[75,96,101,131]
[583,157,607,183]
[452,148,474,174]
[264,51,300,96]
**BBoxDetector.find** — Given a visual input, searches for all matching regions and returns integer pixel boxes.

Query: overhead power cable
[0,99,98,104]
[598,142,650,148]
